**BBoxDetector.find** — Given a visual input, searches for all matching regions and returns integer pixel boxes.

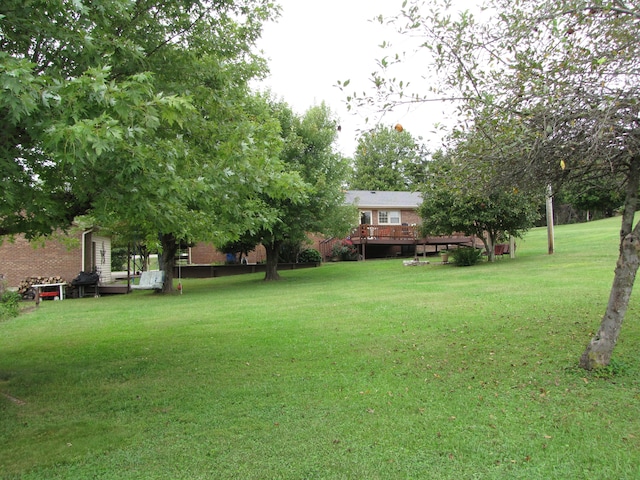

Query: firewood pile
[18,276,65,298]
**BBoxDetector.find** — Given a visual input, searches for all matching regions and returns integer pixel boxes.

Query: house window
[360,211,372,224]
[378,210,400,225]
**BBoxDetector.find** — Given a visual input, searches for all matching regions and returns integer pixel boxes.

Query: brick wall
[189,243,219,264]
[190,242,267,264]
[0,229,111,288]
[401,209,422,225]
[361,209,422,226]
[0,233,83,288]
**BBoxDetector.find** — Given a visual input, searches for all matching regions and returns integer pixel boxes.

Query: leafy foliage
[450,247,482,267]
[110,246,129,272]
[297,248,322,264]
[235,101,354,280]
[350,125,429,191]
[0,290,21,320]
[558,178,624,219]
[331,239,359,261]
[0,0,296,292]
[419,154,540,261]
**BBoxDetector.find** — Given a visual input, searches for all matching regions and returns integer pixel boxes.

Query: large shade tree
[146,90,304,292]
[233,101,354,281]
[418,151,540,261]
[558,176,625,221]
[356,0,640,369]
[350,125,429,191]
[0,0,304,292]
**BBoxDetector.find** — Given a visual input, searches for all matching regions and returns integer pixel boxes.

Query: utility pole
[546,184,555,254]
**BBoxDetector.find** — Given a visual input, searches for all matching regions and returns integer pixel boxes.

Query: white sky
[254,0,454,157]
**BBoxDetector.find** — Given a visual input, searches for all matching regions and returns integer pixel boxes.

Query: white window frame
[378,210,401,225]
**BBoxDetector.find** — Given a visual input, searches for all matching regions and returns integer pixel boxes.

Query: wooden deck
[350,225,417,244]
[349,225,479,248]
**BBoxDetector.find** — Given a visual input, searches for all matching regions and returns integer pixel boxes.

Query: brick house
[0,228,112,289]
[337,190,424,259]
[157,189,480,265]
[346,190,423,227]
[337,190,481,260]
[187,190,424,263]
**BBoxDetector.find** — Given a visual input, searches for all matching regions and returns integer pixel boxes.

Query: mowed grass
[1,217,639,479]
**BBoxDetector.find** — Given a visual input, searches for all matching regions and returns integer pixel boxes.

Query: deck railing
[350,225,481,249]
[351,224,418,241]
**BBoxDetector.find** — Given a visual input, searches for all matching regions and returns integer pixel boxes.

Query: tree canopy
[418,154,540,261]
[0,0,312,292]
[350,125,429,191]
[229,100,354,281]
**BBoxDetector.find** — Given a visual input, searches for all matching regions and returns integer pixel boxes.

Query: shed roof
[345,190,422,209]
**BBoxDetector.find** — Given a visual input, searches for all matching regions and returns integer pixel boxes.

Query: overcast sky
[255,0,445,157]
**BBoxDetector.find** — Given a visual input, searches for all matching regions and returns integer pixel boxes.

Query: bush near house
[298,248,322,263]
[111,247,129,271]
[451,246,483,266]
[0,291,21,320]
[331,239,359,261]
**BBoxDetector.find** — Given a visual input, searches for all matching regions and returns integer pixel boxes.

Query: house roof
[345,190,423,209]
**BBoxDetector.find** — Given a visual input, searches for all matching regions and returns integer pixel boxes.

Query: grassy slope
[1,217,639,479]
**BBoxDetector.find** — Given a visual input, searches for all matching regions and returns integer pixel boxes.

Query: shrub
[0,291,22,320]
[331,240,359,261]
[111,247,129,271]
[451,247,482,266]
[298,248,322,263]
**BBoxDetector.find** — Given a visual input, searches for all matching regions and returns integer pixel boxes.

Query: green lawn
[1,217,639,479]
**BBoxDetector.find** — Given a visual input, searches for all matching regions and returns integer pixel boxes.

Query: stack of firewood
[18,276,65,296]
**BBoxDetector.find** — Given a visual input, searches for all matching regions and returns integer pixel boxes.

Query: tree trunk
[579,159,640,370]
[159,233,178,294]
[481,231,496,262]
[264,240,281,281]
